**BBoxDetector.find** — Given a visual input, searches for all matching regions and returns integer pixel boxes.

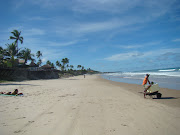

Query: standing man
[142,74,150,98]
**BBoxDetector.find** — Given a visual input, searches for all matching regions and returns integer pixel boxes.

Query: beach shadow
[138,92,144,94]
[0,83,39,86]
[153,97,177,99]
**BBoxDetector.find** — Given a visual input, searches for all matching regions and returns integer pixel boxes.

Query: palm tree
[77,65,81,70]
[0,46,5,66]
[0,46,3,52]
[51,63,54,68]
[19,48,34,64]
[66,64,69,70]
[56,60,62,70]
[56,61,60,67]
[70,65,74,69]
[36,51,42,66]
[9,30,23,53]
[61,58,69,71]
[6,43,18,57]
[46,60,51,65]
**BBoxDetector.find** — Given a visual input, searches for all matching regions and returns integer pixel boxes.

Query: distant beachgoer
[0,89,23,96]
[11,89,19,95]
[84,74,85,78]
[142,74,150,98]
[144,81,158,98]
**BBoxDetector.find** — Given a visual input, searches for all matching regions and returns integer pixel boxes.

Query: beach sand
[0,75,180,135]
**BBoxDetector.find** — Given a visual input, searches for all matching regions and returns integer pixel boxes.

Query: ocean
[101,67,180,90]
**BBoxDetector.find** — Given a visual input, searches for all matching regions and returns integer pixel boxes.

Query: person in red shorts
[142,74,150,98]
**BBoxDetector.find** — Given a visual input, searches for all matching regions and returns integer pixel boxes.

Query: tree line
[0,30,93,73]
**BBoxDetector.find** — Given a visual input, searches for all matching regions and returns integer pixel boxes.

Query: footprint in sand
[46,112,53,114]
[14,130,23,133]
[0,110,5,112]
[110,129,116,132]
[16,117,26,120]
[121,124,128,126]
[28,121,35,123]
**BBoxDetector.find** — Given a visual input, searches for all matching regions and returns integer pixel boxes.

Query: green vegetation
[0,30,99,77]
[0,80,8,83]
[36,51,42,66]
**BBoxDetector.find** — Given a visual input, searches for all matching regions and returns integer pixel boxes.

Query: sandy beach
[0,74,180,135]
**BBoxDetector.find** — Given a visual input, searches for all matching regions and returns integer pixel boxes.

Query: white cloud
[116,41,162,49]
[72,0,176,18]
[14,0,176,18]
[104,48,180,61]
[55,17,149,37]
[104,52,144,61]
[25,16,49,21]
[7,27,45,36]
[47,40,78,47]
[172,38,180,42]
[24,28,45,36]
[7,26,24,32]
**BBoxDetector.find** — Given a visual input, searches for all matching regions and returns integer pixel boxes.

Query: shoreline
[98,75,180,108]
[101,73,180,90]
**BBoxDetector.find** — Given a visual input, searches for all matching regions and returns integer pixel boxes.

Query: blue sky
[0,0,180,72]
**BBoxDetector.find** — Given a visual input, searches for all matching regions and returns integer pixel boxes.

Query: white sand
[0,75,180,135]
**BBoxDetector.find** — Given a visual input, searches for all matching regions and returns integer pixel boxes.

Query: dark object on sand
[146,91,162,99]
[145,83,162,99]
[0,89,23,96]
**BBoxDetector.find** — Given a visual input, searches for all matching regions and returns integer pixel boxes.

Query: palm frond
[9,36,16,39]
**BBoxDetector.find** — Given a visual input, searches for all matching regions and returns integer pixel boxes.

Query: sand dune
[0,75,180,135]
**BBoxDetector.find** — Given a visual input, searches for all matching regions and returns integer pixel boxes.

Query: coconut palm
[37,59,42,66]
[56,60,62,70]
[0,46,8,59]
[0,46,3,53]
[0,46,5,66]
[46,60,51,65]
[36,51,42,59]
[36,51,42,66]
[5,43,21,67]
[61,58,69,66]
[56,61,60,67]
[9,30,23,52]
[51,63,54,68]
[77,65,81,70]
[70,65,74,69]
[19,48,34,64]
[61,58,69,71]
[6,43,19,57]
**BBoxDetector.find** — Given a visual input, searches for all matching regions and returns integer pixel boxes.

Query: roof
[41,64,52,69]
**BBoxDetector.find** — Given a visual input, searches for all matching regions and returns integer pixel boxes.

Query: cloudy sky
[0,0,180,72]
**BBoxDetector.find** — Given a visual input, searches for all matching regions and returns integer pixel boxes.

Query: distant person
[144,81,154,98]
[0,89,23,96]
[11,89,19,95]
[142,74,150,98]
[84,74,85,78]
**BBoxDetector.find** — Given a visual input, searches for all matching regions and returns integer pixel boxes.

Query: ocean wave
[104,71,180,77]
[158,69,176,72]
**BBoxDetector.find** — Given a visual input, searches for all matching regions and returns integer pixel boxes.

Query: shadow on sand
[0,83,39,86]
[138,92,178,100]
[153,97,178,99]
[64,79,79,80]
